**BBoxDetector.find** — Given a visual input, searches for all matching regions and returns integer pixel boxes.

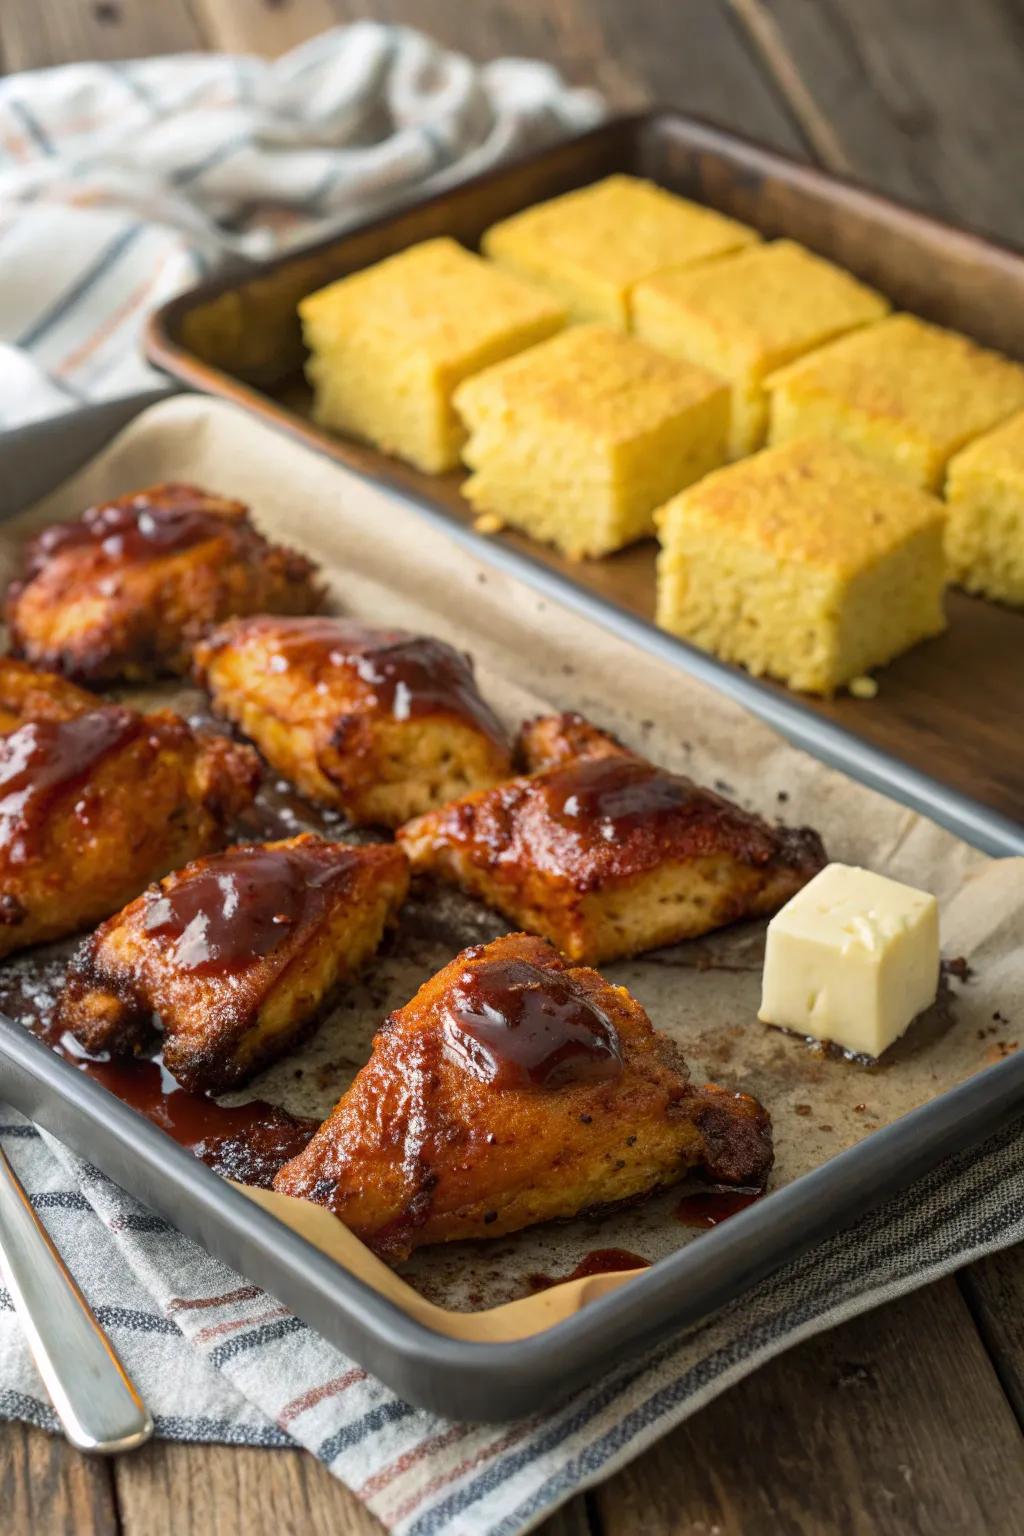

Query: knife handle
[0,1143,153,1454]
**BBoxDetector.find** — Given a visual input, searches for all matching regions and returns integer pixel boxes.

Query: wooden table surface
[3,3,1023,1533]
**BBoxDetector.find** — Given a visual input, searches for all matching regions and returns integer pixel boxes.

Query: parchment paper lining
[2,396,1020,1335]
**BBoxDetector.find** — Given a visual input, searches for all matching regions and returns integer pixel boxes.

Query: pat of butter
[758,863,939,1058]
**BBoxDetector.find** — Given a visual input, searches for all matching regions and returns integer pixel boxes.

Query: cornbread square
[633,240,890,458]
[454,325,729,559]
[655,436,948,694]
[766,314,1024,490]
[482,175,758,326]
[299,238,566,473]
[945,409,1024,605]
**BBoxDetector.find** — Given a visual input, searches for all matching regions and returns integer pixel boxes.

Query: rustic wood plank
[0,0,204,71]
[960,1245,1024,1428]
[112,1438,592,1535]
[1,1422,117,1536]
[115,1440,386,1536]
[193,0,337,57]
[594,1277,1024,1535]
[737,0,1024,244]
[328,0,808,153]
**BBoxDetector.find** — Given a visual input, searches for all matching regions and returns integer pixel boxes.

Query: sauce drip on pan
[0,709,141,860]
[529,1248,650,1291]
[59,1033,319,1188]
[443,953,623,1089]
[4,966,317,1189]
[26,486,239,571]
[543,755,706,839]
[142,841,358,977]
[674,1187,764,1227]
[241,616,508,747]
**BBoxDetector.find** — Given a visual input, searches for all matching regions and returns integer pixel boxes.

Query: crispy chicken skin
[0,656,101,734]
[56,834,409,1094]
[6,483,322,684]
[397,712,826,965]
[0,703,259,957]
[194,615,512,829]
[273,933,773,1261]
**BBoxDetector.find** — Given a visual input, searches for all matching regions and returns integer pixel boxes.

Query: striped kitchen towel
[0,23,602,430]
[3,1105,1023,1535]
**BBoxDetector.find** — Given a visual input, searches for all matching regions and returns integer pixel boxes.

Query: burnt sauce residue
[443,952,624,1089]
[529,1248,650,1291]
[0,709,142,858]
[142,841,358,977]
[2,960,316,1189]
[675,1187,764,1228]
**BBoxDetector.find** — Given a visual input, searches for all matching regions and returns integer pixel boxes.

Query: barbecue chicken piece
[273,932,773,1260]
[0,656,101,733]
[194,615,511,829]
[6,482,322,683]
[56,834,409,1094]
[0,703,259,956]
[397,712,826,965]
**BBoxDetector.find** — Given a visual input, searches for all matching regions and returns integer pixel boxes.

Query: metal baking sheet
[144,109,1024,854]
[0,393,1022,1421]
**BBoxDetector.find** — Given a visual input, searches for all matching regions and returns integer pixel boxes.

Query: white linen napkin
[0,22,602,429]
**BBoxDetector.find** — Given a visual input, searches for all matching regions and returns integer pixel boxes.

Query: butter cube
[758,863,939,1058]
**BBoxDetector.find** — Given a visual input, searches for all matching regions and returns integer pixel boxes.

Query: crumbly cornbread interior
[632,239,890,457]
[655,436,948,694]
[945,408,1024,606]
[482,174,758,326]
[766,314,1024,491]
[300,237,565,473]
[454,324,729,558]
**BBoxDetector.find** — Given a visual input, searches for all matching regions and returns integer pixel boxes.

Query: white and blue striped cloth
[4,1106,1023,1535]
[0,23,602,430]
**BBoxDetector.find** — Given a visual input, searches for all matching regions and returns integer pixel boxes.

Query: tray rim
[143,107,1024,860]
[4,1011,1024,1422]
[0,389,1022,1421]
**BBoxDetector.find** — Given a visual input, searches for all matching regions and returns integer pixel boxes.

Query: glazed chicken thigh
[398,712,826,964]
[6,483,322,683]
[57,834,409,1093]
[194,615,511,828]
[274,932,773,1260]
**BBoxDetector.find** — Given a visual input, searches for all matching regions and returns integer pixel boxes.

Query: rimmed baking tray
[0,392,1022,1422]
[144,109,1024,851]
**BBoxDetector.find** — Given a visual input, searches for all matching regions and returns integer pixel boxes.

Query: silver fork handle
[0,1143,153,1454]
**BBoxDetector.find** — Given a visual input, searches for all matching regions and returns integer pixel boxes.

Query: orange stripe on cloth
[278,1368,369,1427]
[54,247,173,377]
[383,1419,542,1525]
[166,1285,264,1313]
[193,1305,292,1345]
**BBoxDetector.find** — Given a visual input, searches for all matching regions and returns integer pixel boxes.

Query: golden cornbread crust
[632,240,890,458]
[766,314,1024,490]
[655,436,948,694]
[454,324,729,558]
[482,174,758,326]
[945,407,1024,605]
[300,237,566,472]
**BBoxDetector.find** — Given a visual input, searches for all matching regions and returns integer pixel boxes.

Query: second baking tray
[145,109,1024,852]
[1,393,1023,1421]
